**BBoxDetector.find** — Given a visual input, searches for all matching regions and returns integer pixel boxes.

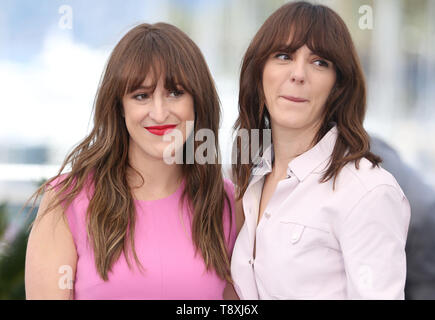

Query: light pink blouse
[230,125,411,299]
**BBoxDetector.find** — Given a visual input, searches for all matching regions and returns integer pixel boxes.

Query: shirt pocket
[279,219,333,250]
[268,219,334,298]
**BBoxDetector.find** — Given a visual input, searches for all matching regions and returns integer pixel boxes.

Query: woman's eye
[275,53,291,61]
[169,89,184,97]
[313,59,329,67]
[134,93,149,101]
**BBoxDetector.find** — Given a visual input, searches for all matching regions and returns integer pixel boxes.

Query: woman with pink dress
[24,22,236,300]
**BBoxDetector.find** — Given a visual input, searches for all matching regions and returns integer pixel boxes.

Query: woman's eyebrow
[136,85,154,90]
[277,45,293,52]
[309,52,328,60]
[131,85,155,93]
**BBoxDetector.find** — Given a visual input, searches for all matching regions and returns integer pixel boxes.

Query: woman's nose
[289,59,306,85]
[148,96,169,123]
[291,73,305,84]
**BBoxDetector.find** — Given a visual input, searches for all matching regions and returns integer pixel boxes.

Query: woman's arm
[25,188,77,299]
[339,185,411,299]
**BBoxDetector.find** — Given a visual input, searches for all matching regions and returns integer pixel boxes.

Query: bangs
[264,3,345,71]
[119,31,193,96]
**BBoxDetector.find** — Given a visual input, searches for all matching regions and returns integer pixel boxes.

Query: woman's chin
[271,119,308,131]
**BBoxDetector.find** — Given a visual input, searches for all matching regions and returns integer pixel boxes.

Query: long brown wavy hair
[232,1,382,198]
[25,22,233,282]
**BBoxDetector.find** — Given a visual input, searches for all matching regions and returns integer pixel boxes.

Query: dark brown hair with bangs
[233,1,381,197]
[25,23,233,282]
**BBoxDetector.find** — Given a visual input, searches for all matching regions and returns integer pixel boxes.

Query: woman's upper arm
[339,185,410,299]
[25,188,77,300]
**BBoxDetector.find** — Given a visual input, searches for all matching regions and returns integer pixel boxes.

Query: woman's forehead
[273,29,335,62]
[126,68,188,95]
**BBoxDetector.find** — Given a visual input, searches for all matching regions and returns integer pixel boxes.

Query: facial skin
[262,44,336,136]
[122,74,195,162]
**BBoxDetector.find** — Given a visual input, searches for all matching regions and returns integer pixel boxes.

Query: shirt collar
[252,125,338,181]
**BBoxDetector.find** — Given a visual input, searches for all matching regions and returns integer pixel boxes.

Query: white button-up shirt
[230,126,411,299]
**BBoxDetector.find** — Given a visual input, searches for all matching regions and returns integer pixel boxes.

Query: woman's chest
[73,207,225,299]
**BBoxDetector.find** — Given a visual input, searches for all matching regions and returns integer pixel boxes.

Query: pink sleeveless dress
[49,175,236,300]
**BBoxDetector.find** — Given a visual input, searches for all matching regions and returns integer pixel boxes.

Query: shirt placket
[253,172,300,276]
[258,172,299,227]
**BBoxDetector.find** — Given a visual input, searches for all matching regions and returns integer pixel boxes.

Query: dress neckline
[133,178,185,203]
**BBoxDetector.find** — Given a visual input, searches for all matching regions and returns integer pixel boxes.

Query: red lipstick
[281,95,309,103]
[144,124,177,136]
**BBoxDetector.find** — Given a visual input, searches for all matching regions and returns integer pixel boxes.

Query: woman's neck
[127,144,183,200]
[270,121,320,178]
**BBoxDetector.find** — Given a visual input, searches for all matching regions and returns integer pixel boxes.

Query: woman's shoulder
[41,173,88,248]
[331,158,410,236]
[340,157,406,200]
[47,172,69,188]
[45,172,94,218]
[47,171,94,194]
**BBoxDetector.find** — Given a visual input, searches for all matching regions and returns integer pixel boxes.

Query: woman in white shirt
[230,1,411,300]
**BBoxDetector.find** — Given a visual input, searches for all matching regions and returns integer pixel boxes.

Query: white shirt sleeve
[338,185,411,299]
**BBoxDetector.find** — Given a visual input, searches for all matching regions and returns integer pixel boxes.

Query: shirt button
[248,258,254,265]
[265,212,271,219]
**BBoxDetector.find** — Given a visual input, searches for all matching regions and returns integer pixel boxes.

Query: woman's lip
[281,96,309,103]
[144,124,178,130]
[144,124,177,136]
